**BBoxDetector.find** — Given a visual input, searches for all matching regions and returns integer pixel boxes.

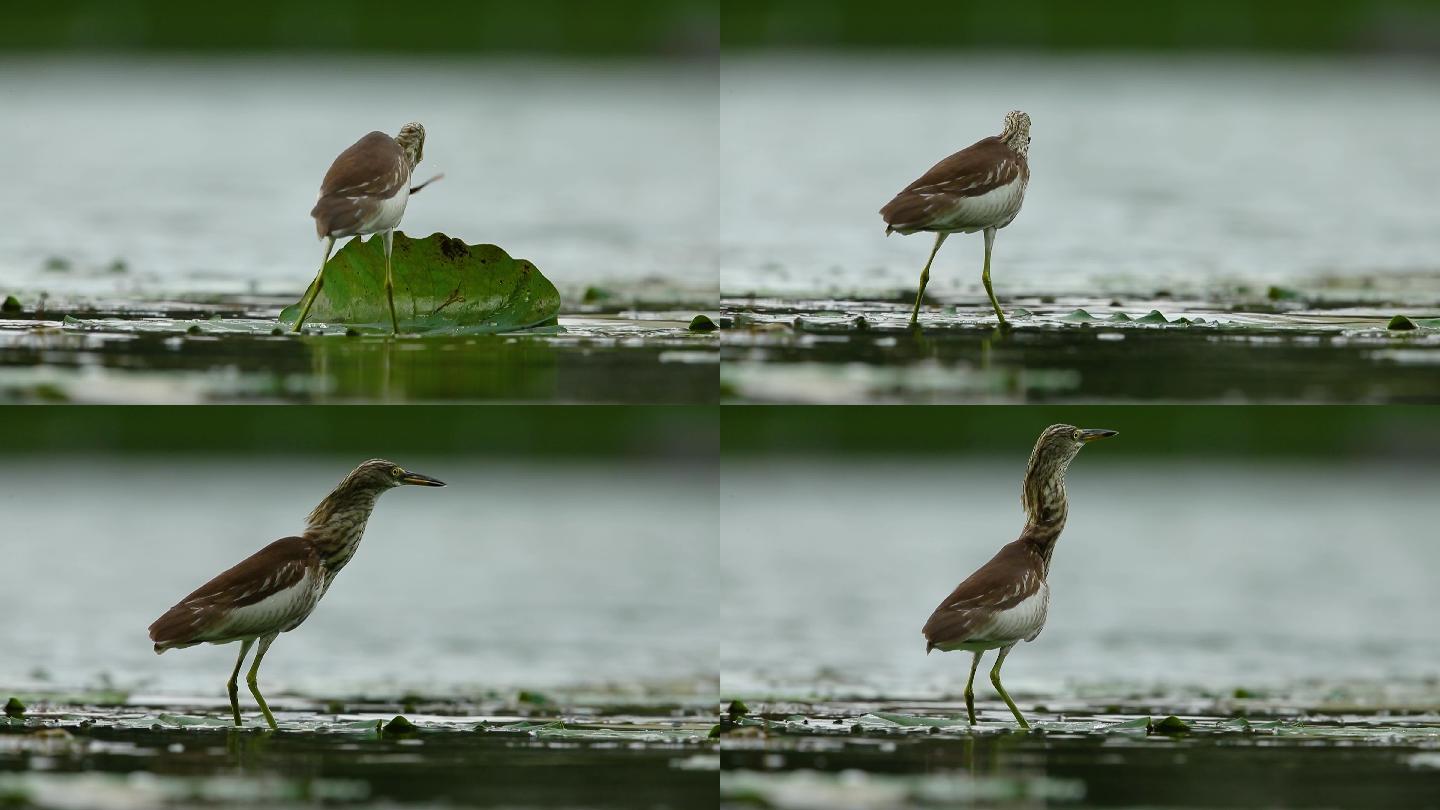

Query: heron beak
[1080,429,1118,443]
[399,470,446,487]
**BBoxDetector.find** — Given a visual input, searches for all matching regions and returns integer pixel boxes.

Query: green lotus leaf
[279,232,560,334]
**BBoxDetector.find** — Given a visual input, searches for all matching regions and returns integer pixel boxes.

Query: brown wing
[311,132,408,237]
[148,537,315,650]
[881,137,1026,232]
[922,540,1041,652]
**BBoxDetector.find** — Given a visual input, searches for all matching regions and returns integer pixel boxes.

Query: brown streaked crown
[999,110,1031,156]
[305,459,407,526]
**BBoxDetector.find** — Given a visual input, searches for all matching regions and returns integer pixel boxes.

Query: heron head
[348,458,446,491]
[1021,424,1115,520]
[1027,423,1116,476]
[1001,110,1031,155]
[395,122,426,167]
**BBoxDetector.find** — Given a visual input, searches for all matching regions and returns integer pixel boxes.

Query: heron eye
[390,467,403,478]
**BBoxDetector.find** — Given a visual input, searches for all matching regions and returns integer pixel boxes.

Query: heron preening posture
[292,123,443,335]
[922,424,1115,729]
[148,459,445,729]
[881,110,1032,328]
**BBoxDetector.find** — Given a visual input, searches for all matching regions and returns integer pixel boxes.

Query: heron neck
[304,486,385,573]
[1020,459,1071,574]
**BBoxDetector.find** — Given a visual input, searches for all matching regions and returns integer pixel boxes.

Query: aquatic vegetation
[0,299,715,403]
[717,696,1440,807]
[0,698,718,809]
[277,232,561,335]
[721,295,1440,403]
[382,715,418,735]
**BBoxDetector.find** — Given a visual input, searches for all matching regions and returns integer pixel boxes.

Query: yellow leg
[226,638,254,727]
[383,229,400,335]
[910,232,948,328]
[292,236,336,333]
[990,645,1028,729]
[964,650,983,724]
[246,633,279,731]
[981,227,1007,327]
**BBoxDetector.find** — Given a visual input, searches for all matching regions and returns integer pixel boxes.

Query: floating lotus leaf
[279,232,560,334]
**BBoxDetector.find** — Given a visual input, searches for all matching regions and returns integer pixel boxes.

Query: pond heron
[148,459,445,729]
[922,424,1115,728]
[293,123,442,335]
[881,110,1031,328]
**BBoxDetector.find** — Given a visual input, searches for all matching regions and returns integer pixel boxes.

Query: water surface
[721,54,1440,298]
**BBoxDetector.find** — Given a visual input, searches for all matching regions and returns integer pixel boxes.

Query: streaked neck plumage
[1004,130,1030,159]
[1000,112,1031,159]
[395,131,423,174]
[1019,448,1077,576]
[304,482,388,579]
[400,146,420,173]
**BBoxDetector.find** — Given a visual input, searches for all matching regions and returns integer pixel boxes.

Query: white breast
[206,568,324,642]
[361,182,410,235]
[975,583,1050,645]
[933,176,1028,234]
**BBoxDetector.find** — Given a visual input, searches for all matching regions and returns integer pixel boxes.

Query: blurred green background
[0,406,716,458]
[14,0,1438,56]
[722,407,1440,459]
[723,0,1440,53]
[0,0,717,56]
